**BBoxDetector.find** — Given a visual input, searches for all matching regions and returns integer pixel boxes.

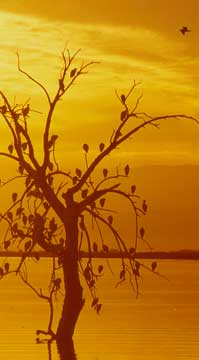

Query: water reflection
[47,341,53,360]
[37,338,77,360]
[1,260,199,360]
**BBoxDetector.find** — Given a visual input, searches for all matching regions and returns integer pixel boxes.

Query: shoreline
[0,250,199,260]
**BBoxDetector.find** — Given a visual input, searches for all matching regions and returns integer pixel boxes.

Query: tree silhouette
[0,47,198,343]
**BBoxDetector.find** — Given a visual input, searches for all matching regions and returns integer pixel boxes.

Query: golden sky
[0,1,199,250]
[0,1,198,163]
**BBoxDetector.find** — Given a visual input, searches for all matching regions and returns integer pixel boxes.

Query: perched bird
[0,105,7,114]
[180,26,191,35]
[22,104,30,117]
[151,261,157,272]
[142,199,147,213]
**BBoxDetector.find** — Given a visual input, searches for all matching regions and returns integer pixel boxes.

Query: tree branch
[78,183,120,212]
[115,114,199,148]
[17,53,51,105]
[0,152,19,162]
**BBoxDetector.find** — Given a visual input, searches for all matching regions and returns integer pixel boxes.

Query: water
[0,258,199,359]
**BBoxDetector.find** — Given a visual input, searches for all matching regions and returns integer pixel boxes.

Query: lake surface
[0,258,199,359]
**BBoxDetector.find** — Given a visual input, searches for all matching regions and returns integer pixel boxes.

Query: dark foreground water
[0,258,198,360]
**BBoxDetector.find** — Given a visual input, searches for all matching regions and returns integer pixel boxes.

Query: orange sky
[0,1,198,250]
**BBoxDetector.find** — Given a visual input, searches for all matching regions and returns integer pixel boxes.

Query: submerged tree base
[56,337,77,360]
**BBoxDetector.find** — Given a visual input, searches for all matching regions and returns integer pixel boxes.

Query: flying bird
[180,26,191,35]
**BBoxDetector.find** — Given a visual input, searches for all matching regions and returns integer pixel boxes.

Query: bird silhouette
[180,26,191,35]
[151,261,157,272]
[142,199,147,213]
[22,104,30,117]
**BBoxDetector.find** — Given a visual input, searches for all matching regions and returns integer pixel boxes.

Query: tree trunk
[56,336,77,360]
[56,213,84,341]
[56,251,84,341]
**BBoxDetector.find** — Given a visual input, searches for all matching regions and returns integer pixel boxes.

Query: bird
[142,199,147,213]
[151,261,157,272]
[22,104,30,117]
[180,26,191,35]
[0,105,7,114]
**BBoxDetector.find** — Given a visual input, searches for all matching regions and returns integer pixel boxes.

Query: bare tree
[0,48,197,344]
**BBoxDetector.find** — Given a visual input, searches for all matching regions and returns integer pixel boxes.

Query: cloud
[0,10,198,166]
[0,10,196,100]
